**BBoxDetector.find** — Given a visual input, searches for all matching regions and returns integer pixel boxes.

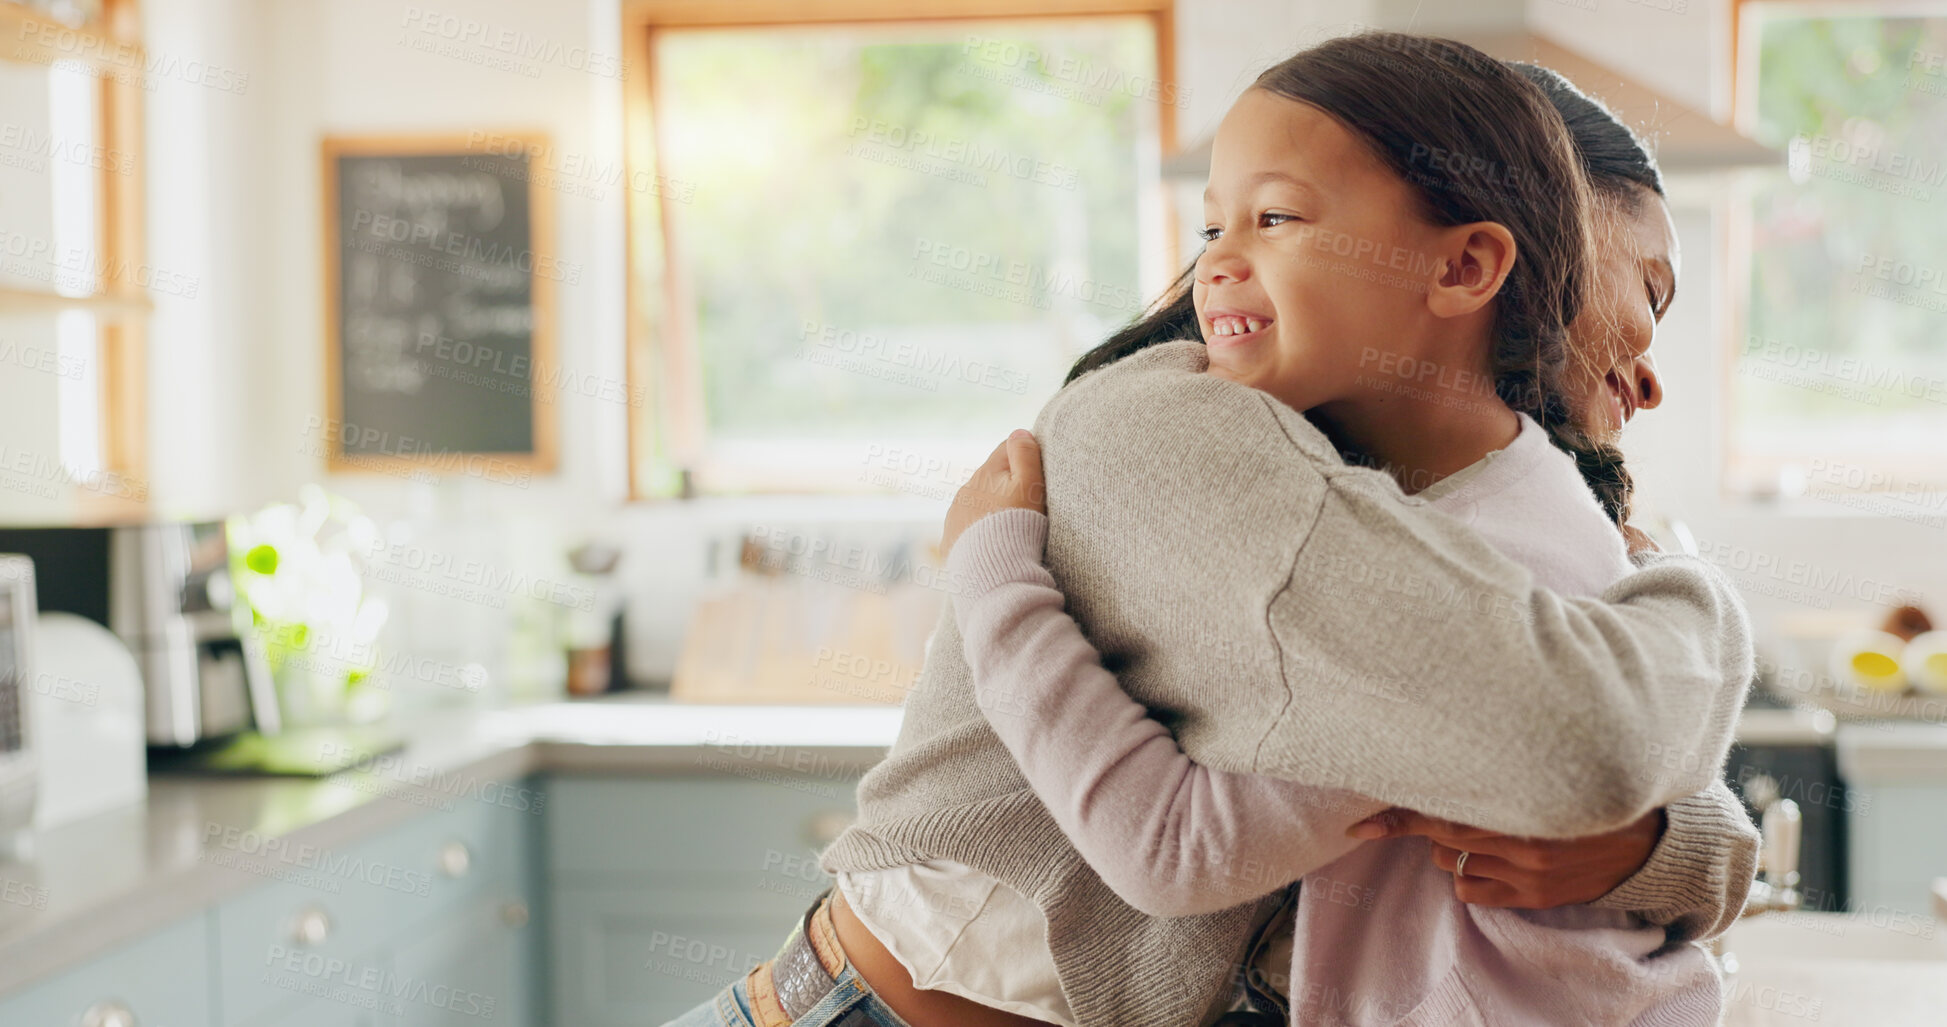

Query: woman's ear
[1426,223,1517,319]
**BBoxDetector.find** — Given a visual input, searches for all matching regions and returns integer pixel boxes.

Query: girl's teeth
[1213,316,1266,336]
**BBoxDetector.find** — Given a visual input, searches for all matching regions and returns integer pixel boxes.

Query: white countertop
[0,700,903,998]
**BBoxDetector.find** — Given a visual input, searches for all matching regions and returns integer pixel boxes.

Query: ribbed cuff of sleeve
[1592,789,1759,942]
[946,508,1050,604]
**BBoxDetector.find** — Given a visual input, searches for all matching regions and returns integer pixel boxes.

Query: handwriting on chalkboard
[322,136,556,472]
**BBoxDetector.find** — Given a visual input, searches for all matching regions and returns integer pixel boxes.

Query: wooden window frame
[619,0,1178,500]
[0,0,148,522]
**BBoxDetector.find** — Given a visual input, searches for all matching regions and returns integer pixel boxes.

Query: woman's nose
[1633,352,1663,412]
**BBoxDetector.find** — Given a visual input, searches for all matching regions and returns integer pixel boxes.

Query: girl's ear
[1426,223,1517,319]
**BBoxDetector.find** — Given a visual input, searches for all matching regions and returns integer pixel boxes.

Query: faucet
[1712,774,1804,967]
[1743,783,1804,917]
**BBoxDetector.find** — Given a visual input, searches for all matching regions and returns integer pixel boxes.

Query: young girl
[668,34,1755,1027]
[936,59,1740,1024]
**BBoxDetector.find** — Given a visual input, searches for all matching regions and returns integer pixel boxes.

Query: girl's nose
[1633,352,1663,412]
[1196,239,1250,286]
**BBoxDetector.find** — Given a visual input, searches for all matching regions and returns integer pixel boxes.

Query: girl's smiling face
[1563,187,1678,439]
[1194,88,1452,414]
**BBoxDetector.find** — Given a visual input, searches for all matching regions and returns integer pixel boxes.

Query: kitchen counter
[0,700,902,997]
[0,700,1856,1000]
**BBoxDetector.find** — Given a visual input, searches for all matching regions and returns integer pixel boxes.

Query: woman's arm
[948,503,1379,918]
[1589,780,1761,942]
[1353,780,1761,941]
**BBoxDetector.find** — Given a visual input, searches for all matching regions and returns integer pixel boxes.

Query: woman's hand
[940,430,1046,557]
[1347,807,1666,908]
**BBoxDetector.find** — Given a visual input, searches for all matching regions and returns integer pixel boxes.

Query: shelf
[0,285,153,317]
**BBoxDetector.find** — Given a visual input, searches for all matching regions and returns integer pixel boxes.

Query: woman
[668,38,1753,1027]
[926,66,1737,1025]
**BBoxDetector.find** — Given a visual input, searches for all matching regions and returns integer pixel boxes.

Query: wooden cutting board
[671,575,943,705]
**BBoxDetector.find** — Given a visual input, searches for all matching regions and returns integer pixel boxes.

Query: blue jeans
[662,965,915,1027]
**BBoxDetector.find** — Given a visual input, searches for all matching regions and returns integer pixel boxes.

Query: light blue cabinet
[0,912,213,1027]
[543,774,861,1026]
[0,776,544,1027]
[391,887,536,1026]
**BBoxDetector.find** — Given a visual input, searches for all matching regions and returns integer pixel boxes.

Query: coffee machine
[0,523,280,749]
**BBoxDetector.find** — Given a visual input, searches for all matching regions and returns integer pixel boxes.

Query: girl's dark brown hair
[1065,33,1645,525]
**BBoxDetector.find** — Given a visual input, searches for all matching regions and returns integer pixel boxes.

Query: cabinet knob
[81,999,136,1027]
[290,905,332,946]
[500,900,530,929]
[803,810,855,849]
[438,840,472,878]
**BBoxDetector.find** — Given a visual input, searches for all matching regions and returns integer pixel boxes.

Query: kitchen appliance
[26,612,146,828]
[0,555,38,853]
[0,523,279,748]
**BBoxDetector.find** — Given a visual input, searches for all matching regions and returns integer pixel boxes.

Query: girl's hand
[1347,808,1665,908]
[941,430,1045,557]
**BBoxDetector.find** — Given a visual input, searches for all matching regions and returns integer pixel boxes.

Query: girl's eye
[1196,212,1298,243]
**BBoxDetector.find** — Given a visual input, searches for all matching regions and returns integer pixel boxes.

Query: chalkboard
[320,134,557,475]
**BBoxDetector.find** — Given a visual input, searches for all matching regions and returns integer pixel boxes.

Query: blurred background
[0,1,1944,1025]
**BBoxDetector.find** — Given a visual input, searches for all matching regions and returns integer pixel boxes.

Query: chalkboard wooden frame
[319,132,559,477]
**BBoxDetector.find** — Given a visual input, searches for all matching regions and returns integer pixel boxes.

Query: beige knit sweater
[820,340,1754,1027]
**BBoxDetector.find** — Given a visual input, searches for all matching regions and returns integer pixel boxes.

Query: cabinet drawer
[212,824,422,1026]
[549,885,812,1027]
[545,775,859,883]
[385,789,537,935]
[0,913,212,1027]
[392,882,538,1026]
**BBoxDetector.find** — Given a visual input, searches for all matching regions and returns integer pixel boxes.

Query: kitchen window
[0,0,148,520]
[1730,4,1947,513]
[622,0,1178,498]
